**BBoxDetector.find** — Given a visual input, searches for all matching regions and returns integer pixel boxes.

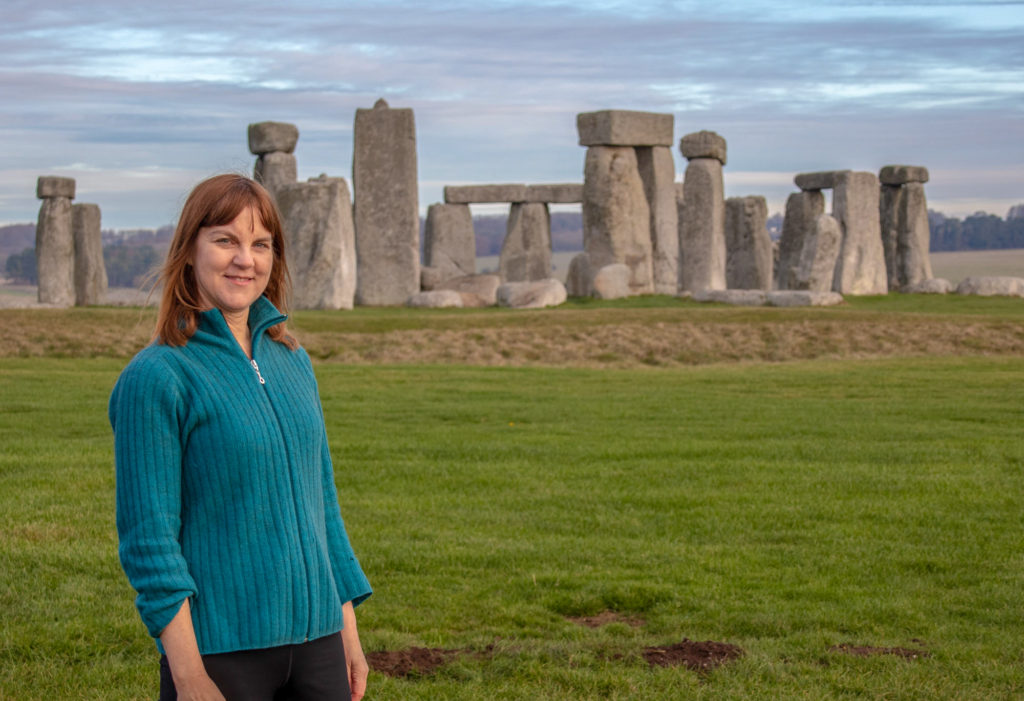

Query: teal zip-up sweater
[110,296,371,655]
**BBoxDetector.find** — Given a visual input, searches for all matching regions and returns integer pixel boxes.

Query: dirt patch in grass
[829,643,930,660]
[567,611,645,628]
[643,639,744,672]
[367,645,495,678]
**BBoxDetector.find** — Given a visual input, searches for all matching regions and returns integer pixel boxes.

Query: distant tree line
[929,210,1024,252]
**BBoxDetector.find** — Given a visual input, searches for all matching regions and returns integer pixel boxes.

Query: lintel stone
[577,110,673,147]
[247,121,299,155]
[879,165,930,185]
[37,176,76,200]
[794,170,851,191]
[444,184,527,203]
[523,184,583,203]
[679,131,727,165]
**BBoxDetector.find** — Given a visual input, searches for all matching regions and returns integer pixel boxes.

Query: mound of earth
[643,638,744,671]
[366,646,462,677]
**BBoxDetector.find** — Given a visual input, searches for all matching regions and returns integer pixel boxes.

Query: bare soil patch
[829,643,930,660]
[567,611,645,628]
[367,644,494,678]
[643,638,744,672]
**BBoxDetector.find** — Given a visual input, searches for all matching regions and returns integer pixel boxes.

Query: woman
[109,174,371,700]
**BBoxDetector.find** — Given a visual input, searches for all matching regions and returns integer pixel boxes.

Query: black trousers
[159,633,350,701]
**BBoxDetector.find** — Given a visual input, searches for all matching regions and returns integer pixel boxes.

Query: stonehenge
[776,191,825,290]
[72,203,107,306]
[249,121,299,198]
[725,196,772,290]
[423,203,475,283]
[678,130,727,293]
[879,165,933,289]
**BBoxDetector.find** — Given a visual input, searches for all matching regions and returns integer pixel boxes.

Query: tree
[4,247,37,284]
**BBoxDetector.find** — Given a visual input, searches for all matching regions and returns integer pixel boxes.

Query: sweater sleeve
[320,436,372,608]
[109,352,199,638]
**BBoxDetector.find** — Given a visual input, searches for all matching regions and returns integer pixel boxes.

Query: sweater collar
[195,296,288,352]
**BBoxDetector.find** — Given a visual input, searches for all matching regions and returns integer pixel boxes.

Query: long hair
[154,174,297,349]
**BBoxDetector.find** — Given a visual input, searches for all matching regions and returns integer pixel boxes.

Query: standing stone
[897,182,933,287]
[248,122,299,200]
[424,203,475,281]
[832,171,888,295]
[72,203,107,305]
[592,263,631,300]
[254,152,298,196]
[499,202,551,283]
[582,146,654,294]
[725,196,772,290]
[776,190,825,289]
[879,184,903,290]
[35,176,76,306]
[276,176,357,310]
[678,131,727,293]
[795,213,842,292]
[636,146,679,294]
[565,252,592,297]
[352,98,419,305]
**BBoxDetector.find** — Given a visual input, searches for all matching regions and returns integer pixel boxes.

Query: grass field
[1,297,1023,699]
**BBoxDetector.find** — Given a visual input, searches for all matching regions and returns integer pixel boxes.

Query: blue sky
[1,0,1022,228]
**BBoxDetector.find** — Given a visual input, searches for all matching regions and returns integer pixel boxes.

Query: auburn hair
[153,174,297,349]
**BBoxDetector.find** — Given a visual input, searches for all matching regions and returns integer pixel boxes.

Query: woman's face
[191,205,273,318]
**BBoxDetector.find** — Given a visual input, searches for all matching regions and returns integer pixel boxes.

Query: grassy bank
[2,354,1022,699]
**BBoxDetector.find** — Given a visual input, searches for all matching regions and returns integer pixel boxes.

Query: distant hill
[0,223,34,267]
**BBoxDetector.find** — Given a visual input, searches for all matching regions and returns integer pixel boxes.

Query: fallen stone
[795,213,842,292]
[565,252,592,297]
[437,274,501,307]
[353,99,420,305]
[693,289,767,306]
[254,152,297,196]
[766,290,844,307]
[904,278,952,294]
[679,130,727,165]
[522,184,583,203]
[444,184,527,204]
[582,146,654,294]
[37,176,76,200]
[72,203,107,305]
[879,165,929,185]
[500,202,552,282]
[276,176,357,309]
[496,279,567,308]
[576,110,673,147]
[636,145,679,294]
[794,170,850,191]
[678,157,726,293]
[247,121,299,155]
[406,290,464,308]
[956,276,1024,297]
[725,196,772,290]
[776,190,825,290]
[424,203,475,280]
[832,171,888,295]
[35,196,74,306]
[592,263,631,300]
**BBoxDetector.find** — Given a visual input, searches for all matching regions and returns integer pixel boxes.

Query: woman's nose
[233,245,255,267]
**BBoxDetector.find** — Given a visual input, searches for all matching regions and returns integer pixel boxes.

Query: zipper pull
[251,359,266,385]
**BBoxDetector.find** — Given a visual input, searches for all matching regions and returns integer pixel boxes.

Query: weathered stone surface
[499,202,552,283]
[496,279,567,308]
[636,146,679,294]
[896,182,933,288]
[955,276,1024,297]
[879,165,929,185]
[72,203,107,305]
[678,158,726,293]
[725,196,772,290]
[35,197,74,306]
[254,152,298,196]
[523,184,583,203]
[406,290,464,308]
[766,290,844,307]
[276,176,357,309]
[438,274,501,307]
[37,176,76,200]
[247,121,299,155]
[353,99,419,305]
[904,278,952,294]
[444,184,527,204]
[675,181,685,203]
[582,146,654,294]
[832,171,888,295]
[795,213,841,292]
[776,190,825,290]
[420,265,443,291]
[565,252,592,297]
[879,184,903,290]
[591,263,632,300]
[693,289,767,306]
[794,170,850,191]
[577,110,673,147]
[424,203,475,280]
[679,130,727,165]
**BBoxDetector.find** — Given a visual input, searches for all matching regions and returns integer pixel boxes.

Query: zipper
[250,358,266,385]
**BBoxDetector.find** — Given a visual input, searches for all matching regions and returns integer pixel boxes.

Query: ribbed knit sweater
[109,296,371,655]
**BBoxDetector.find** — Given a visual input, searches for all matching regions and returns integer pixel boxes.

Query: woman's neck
[222,310,253,358]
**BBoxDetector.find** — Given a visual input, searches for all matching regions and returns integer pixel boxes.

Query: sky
[1,0,1022,229]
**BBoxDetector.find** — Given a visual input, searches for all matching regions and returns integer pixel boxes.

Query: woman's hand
[172,671,226,701]
[341,601,368,701]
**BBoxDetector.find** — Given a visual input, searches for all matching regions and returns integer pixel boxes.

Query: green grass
[2,354,1022,699]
